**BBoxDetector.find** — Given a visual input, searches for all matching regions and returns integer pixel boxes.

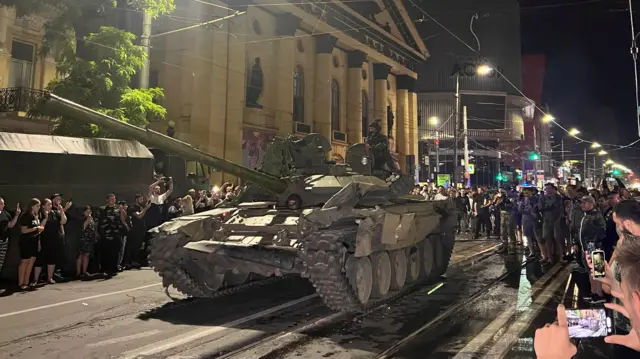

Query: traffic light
[496,173,505,181]
[612,169,621,176]
[529,152,540,160]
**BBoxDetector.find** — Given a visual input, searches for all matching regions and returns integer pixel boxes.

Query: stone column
[274,14,301,136]
[346,51,366,144]
[373,63,391,132]
[313,34,337,140]
[408,87,419,173]
[396,75,413,173]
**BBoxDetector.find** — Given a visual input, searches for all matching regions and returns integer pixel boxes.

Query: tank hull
[151,197,457,312]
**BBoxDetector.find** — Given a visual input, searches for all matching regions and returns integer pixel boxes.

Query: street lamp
[542,114,555,122]
[476,64,493,76]
[606,159,614,165]
[591,142,601,149]
[429,116,439,126]
[598,150,608,156]
[569,128,580,137]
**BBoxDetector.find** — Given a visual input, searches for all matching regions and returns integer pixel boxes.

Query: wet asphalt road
[0,238,612,359]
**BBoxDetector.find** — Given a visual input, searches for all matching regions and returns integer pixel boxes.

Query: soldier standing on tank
[365,120,398,174]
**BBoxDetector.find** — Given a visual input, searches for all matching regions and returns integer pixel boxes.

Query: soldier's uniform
[366,121,398,173]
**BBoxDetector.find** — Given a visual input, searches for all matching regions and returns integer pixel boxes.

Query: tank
[46,94,457,312]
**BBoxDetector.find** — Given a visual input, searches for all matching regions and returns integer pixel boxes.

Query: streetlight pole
[584,147,587,184]
[453,74,460,186]
[463,105,470,187]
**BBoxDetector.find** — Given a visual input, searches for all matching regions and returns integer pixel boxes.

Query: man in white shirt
[433,187,448,201]
[146,177,174,229]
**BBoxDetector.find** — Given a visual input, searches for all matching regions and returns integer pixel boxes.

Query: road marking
[118,294,319,359]
[479,265,572,359]
[452,263,565,358]
[87,330,163,348]
[0,283,162,319]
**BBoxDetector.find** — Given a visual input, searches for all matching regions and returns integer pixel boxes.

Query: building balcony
[0,87,53,134]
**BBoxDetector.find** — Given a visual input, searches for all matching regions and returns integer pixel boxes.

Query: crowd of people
[0,177,243,291]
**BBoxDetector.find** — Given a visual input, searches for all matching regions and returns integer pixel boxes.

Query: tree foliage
[2,0,173,137]
[45,26,166,137]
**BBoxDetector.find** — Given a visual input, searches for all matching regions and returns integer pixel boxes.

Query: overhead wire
[406,0,640,153]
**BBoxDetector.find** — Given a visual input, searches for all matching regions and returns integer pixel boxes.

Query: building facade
[0,7,56,134]
[150,0,427,183]
[411,0,533,187]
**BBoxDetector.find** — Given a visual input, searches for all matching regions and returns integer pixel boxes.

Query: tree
[2,0,174,136]
[45,26,166,137]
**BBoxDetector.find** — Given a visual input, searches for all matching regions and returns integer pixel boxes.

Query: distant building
[410,0,532,187]
[0,7,56,134]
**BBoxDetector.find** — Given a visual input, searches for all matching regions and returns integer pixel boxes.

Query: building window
[331,79,340,131]
[361,90,369,138]
[9,40,35,88]
[293,65,304,123]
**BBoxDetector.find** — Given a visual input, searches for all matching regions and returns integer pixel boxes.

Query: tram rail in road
[156,241,500,359]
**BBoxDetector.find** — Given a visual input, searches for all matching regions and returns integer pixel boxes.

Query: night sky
[520,0,640,164]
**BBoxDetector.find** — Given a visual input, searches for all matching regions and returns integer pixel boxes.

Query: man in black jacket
[574,195,606,303]
[454,190,470,234]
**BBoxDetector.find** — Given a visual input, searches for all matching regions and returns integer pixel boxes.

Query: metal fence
[0,87,48,113]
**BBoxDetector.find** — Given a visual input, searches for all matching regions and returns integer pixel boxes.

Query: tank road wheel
[224,270,251,286]
[389,249,407,290]
[406,246,420,282]
[370,252,392,298]
[346,255,373,305]
[419,238,436,281]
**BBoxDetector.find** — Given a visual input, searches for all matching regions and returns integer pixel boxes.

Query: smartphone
[566,308,614,338]
[591,250,606,278]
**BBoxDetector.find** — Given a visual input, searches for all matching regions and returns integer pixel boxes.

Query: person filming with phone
[572,195,607,303]
[534,200,640,359]
[534,237,640,359]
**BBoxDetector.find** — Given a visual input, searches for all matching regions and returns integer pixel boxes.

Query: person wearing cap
[574,195,606,303]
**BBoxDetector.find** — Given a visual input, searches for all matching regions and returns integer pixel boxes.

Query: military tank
[47,94,457,312]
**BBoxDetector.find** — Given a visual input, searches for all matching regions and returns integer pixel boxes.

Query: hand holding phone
[565,307,613,338]
[591,250,606,278]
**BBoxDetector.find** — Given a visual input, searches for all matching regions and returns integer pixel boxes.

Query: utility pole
[561,138,564,184]
[463,105,470,188]
[593,155,597,184]
[584,147,587,185]
[435,130,440,176]
[139,11,152,89]
[453,74,460,185]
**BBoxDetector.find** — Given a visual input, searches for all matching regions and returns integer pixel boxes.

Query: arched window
[293,65,304,123]
[361,90,369,138]
[331,79,340,131]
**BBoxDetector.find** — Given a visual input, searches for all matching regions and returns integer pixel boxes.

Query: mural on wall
[242,128,275,169]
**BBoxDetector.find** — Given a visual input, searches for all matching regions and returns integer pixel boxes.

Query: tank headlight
[361,156,368,165]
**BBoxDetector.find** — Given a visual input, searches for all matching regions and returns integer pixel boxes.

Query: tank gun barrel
[47,94,288,193]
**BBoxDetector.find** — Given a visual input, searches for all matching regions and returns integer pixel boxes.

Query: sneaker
[48,278,56,284]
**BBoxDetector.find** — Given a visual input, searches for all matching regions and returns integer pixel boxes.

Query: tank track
[299,227,455,312]
[149,231,293,299]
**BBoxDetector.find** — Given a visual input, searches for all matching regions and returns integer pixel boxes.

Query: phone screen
[592,250,606,278]
[566,308,613,338]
